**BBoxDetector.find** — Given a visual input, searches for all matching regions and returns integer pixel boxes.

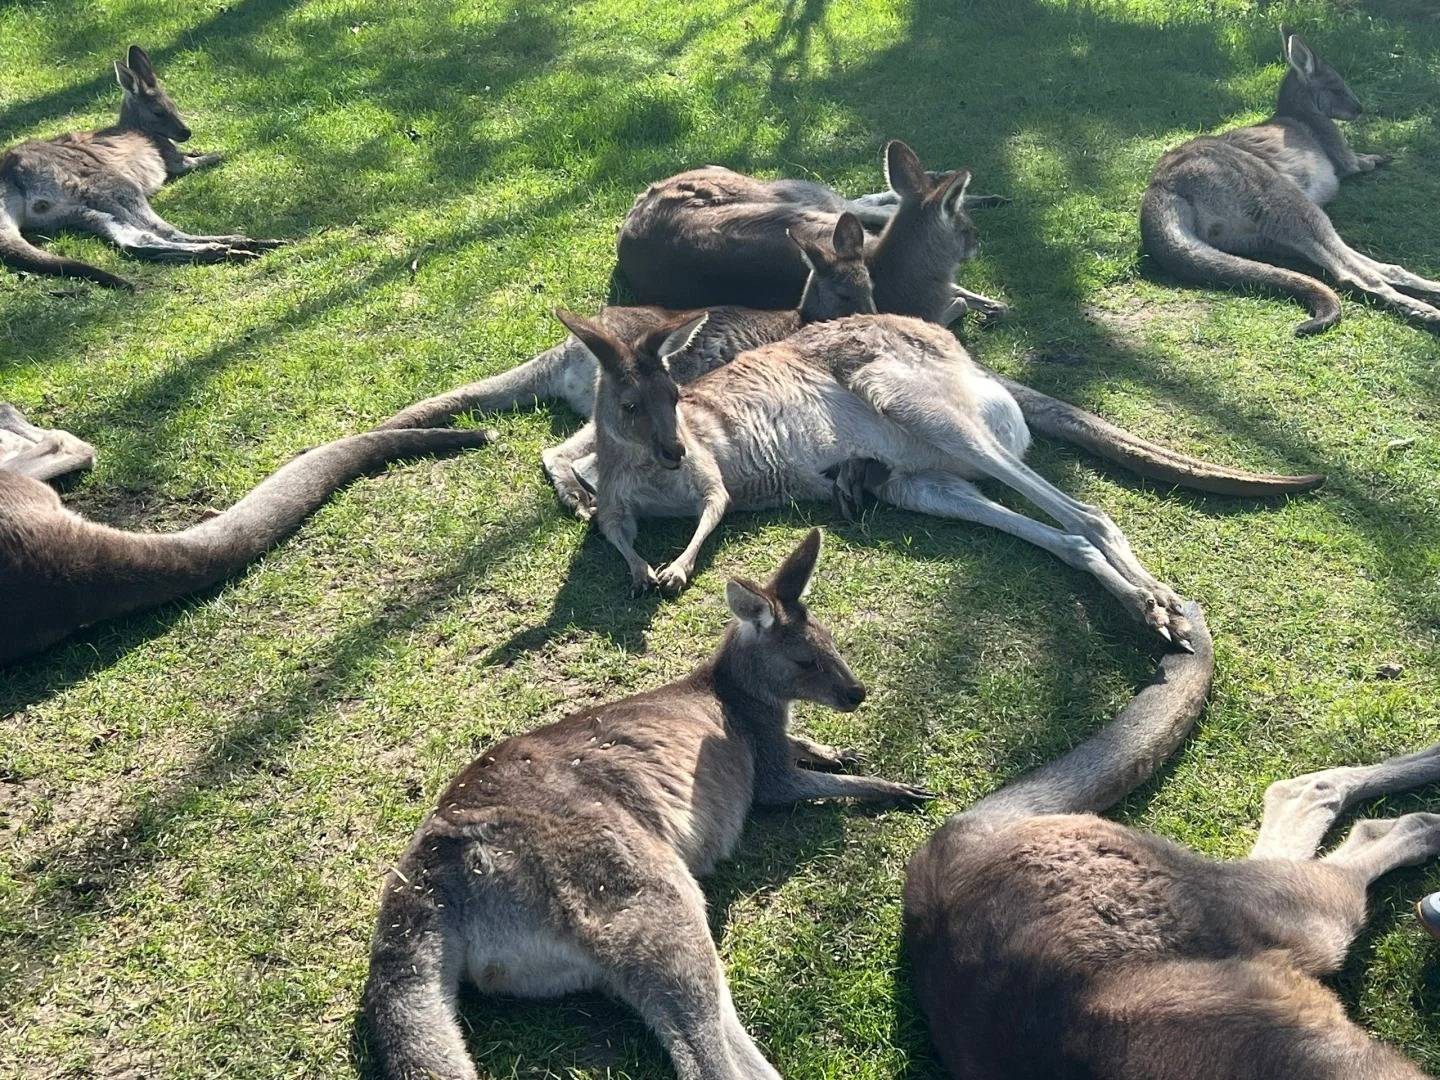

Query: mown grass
[2,0,1439,1075]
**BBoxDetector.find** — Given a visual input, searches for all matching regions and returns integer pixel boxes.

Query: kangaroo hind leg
[1280,207,1440,326]
[0,403,95,480]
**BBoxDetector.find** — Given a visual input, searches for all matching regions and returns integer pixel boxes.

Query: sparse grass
[2,0,1439,1076]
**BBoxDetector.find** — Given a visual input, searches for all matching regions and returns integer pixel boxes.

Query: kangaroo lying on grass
[1142,26,1440,335]
[382,214,877,517]
[905,603,1440,1079]
[364,529,930,1080]
[617,140,1010,323]
[562,309,1323,651]
[0,404,493,664]
[0,46,283,290]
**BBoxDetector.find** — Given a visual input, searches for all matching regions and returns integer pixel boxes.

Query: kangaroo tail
[0,211,133,289]
[992,373,1325,496]
[379,341,581,430]
[1141,185,1340,336]
[172,427,494,579]
[364,876,477,1080]
[961,600,1213,829]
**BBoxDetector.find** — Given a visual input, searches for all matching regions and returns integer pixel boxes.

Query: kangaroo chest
[1269,143,1339,204]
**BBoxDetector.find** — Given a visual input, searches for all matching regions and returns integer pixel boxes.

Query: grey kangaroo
[0,46,283,290]
[1142,26,1440,335]
[381,214,876,517]
[0,404,493,664]
[617,140,1009,323]
[905,603,1440,1079]
[363,529,930,1080]
[563,309,1322,650]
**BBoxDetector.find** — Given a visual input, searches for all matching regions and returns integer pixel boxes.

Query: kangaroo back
[0,427,493,663]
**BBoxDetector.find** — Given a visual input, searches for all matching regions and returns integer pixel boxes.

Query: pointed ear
[884,140,929,200]
[831,212,865,261]
[1284,30,1316,79]
[114,60,141,95]
[127,46,157,87]
[941,169,973,216]
[768,528,822,605]
[726,577,777,630]
[555,307,628,376]
[657,312,708,361]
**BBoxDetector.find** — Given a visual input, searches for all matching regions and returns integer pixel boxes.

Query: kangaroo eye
[622,402,637,414]
[796,658,820,672]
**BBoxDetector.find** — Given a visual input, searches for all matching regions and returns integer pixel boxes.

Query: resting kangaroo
[381,214,876,517]
[0,404,493,663]
[1142,26,1440,335]
[905,604,1440,1079]
[0,46,283,290]
[364,529,930,1080]
[561,309,1322,650]
[617,140,1009,323]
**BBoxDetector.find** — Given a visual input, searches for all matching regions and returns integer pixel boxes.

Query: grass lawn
[2,0,1439,1075]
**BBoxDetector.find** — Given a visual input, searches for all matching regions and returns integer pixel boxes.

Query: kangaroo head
[879,139,979,264]
[791,212,877,322]
[1279,26,1362,121]
[723,529,867,712]
[115,45,192,142]
[555,307,707,469]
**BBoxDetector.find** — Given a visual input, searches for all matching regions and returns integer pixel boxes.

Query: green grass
[2,0,1439,1075]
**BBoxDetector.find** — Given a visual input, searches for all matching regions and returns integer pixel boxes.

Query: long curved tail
[168,427,494,582]
[0,210,133,289]
[992,372,1325,497]
[1141,186,1340,336]
[378,341,581,430]
[963,600,1214,829]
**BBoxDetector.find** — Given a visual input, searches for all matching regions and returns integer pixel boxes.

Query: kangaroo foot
[0,404,96,480]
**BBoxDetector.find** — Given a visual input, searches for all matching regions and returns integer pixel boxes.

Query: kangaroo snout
[657,441,686,469]
[838,682,867,711]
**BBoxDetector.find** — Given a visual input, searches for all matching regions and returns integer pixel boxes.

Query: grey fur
[363,530,931,1080]
[904,603,1439,1078]
[573,311,1322,648]
[0,405,494,663]
[616,139,1009,323]
[0,46,283,290]
[379,214,877,517]
[1142,26,1440,335]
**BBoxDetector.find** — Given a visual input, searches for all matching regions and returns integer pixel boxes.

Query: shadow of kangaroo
[905,602,1440,1079]
[562,308,1323,650]
[363,529,932,1080]
[0,45,284,290]
[381,214,877,517]
[0,403,494,664]
[616,139,1010,323]
[1142,26,1440,335]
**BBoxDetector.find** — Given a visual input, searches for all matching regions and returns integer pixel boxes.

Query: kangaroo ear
[657,312,708,361]
[114,60,141,95]
[941,169,973,216]
[884,140,929,200]
[768,528,823,604]
[832,213,865,261]
[555,307,628,376]
[1283,29,1316,79]
[127,46,157,87]
[726,577,777,630]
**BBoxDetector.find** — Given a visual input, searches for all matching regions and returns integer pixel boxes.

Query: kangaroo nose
[843,684,867,709]
[658,442,685,469]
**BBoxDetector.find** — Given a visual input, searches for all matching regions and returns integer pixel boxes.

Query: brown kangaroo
[363,529,931,1080]
[0,46,284,290]
[0,404,494,664]
[564,308,1321,649]
[381,214,876,517]
[1142,26,1440,335]
[905,603,1440,1079]
[616,140,1009,323]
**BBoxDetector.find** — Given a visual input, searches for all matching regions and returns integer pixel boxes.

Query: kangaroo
[381,214,876,517]
[0,404,494,664]
[562,309,1323,651]
[363,529,931,1080]
[0,46,284,290]
[905,603,1440,1079]
[616,140,1010,323]
[1142,26,1440,335]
